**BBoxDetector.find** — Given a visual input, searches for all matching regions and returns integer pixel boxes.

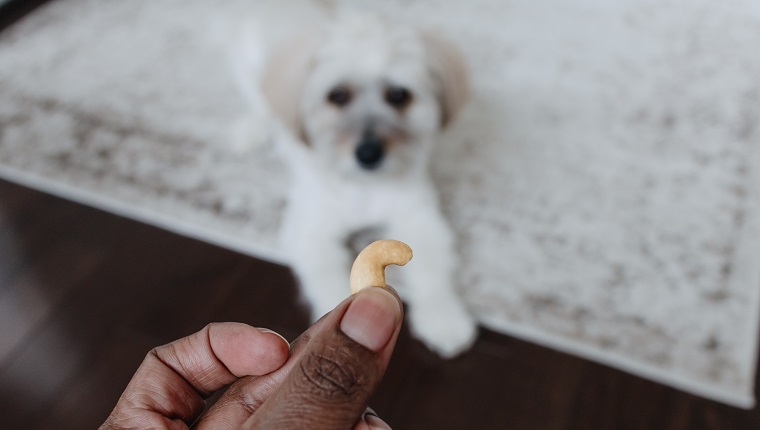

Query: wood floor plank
[0,235,104,364]
[32,327,159,430]
[0,0,52,34]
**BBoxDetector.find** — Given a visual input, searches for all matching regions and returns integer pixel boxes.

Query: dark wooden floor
[0,180,759,430]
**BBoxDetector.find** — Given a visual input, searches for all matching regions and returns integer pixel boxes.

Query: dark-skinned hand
[100,286,402,429]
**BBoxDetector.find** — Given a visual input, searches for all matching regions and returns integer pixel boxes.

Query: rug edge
[479,314,755,409]
[1,164,755,409]
[0,165,290,266]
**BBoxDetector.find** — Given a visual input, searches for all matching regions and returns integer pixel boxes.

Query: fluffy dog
[234,11,477,357]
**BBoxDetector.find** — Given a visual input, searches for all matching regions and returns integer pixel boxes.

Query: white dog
[232,10,477,358]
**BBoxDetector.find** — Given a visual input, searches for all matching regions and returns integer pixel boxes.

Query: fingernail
[340,287,401,352]
[365,414,392,430]
[256,328,291,350]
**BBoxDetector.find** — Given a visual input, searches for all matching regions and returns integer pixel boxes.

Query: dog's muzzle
[355,131,385,170]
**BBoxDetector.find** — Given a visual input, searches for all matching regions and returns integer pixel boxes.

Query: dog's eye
[327,86,352,107]
[385,86,413,110]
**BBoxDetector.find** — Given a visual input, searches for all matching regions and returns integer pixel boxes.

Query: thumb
[241,286,403,429]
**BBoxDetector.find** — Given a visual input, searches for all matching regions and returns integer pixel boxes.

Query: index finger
[100,322,289,429]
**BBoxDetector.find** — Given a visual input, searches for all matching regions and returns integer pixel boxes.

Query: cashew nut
[349,240,413,294]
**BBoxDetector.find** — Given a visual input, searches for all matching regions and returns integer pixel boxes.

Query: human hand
[100,286,402,429]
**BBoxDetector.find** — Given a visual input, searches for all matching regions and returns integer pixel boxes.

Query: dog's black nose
[355,132,385,170]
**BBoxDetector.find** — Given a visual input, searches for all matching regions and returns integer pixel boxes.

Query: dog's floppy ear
[420,30,470,128]
[260,30,324,142]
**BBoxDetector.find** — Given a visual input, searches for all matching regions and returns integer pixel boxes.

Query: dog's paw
[408,299,478,359]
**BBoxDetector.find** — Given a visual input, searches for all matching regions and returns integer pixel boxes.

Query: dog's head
[259,14,469,178]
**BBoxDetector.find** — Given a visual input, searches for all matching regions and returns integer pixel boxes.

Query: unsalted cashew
[349,240,413,294]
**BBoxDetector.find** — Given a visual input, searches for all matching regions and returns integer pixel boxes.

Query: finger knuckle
[298,347,366,399]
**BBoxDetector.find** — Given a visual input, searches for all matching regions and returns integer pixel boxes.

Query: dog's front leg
[389,207,478,358]
[285,226,353,322]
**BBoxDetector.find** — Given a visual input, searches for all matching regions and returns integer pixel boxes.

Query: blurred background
[1,0,759,428]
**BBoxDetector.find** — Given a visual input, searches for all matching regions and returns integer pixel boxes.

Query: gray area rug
[1,0,759,407]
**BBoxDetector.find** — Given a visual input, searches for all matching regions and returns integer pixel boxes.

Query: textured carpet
[1,0,759,407]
